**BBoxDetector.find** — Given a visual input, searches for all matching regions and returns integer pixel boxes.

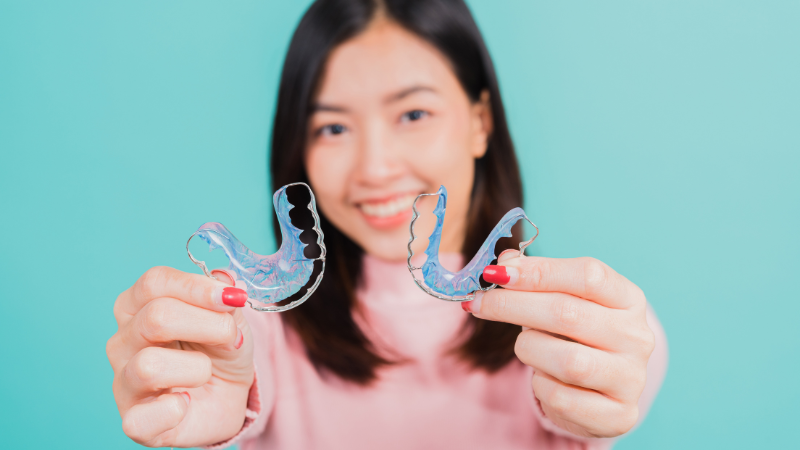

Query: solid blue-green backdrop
[1,1,798,448]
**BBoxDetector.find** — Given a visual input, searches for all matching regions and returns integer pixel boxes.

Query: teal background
[1,0,798,448]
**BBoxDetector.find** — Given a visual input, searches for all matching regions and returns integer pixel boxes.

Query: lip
[359,207,413,229]
[355,191,419,230]
[352,191,419,205]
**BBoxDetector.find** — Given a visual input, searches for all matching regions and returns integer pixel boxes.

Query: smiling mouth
[357,193,418,219]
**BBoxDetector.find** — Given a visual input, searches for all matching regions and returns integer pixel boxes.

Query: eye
[401,109,429,123]
[317,123,347,136]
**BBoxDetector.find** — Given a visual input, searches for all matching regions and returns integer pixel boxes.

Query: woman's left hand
[464,252,656,438]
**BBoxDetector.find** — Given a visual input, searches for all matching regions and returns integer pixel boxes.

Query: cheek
[305,147,351,211]
[305,147,354,223]
[403,114,474,181]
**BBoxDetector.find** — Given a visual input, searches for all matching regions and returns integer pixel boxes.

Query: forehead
[316,20,461,102]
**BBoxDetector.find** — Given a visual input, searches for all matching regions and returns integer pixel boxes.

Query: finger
[210,269,236,287]
[516,330,641,400]
[532,371,638,438]
[114,266,247,325]
[109,297,240,367]
[212,269,251,300]
[121,391,190,446]
[466,290,627,350]
[483,256,641,309]
[117,347,212,407]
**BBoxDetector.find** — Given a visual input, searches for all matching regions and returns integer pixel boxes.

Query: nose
[353,118,405,186]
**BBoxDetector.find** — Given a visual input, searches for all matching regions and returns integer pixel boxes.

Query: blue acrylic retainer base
[187,182,326,312]
[406,185,538,302]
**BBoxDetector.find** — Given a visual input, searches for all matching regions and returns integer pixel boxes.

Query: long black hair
[271,0,525,384]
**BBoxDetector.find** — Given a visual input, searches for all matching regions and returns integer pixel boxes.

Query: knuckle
[121,413,148,444]
[167,393,187,417]
[111,372,125,402]
[563,348,595,385]
[113,292,127,324]
[216,313,237,342]
[553,298,585,330]
[513,330,531,360]
[624,283,648,311]
[486,290,510,318]
[633,284,647,304]
[641,327,656,357]
[105,335,116,360]
[522,259,546,288]
[627,322,656,358]
[140,300,172,342]
[546,385,572,417]
[130,347,162,387]
[185,275,207,304]
[106,335,120,367]
[611,405,639,436]
[630,371,648,397]
[139,266,169,300]
[582,257,610,296]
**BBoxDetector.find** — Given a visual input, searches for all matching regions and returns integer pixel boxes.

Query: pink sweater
[211,254,668,450]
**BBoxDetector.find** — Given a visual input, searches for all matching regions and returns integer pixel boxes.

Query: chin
[360,234,411,262]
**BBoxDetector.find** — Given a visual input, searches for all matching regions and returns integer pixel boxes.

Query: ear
[469,89,494,159]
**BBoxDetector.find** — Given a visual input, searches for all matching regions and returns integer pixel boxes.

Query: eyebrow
[312,104,349,113]
[385,85,437,103]
[312,85,438,113]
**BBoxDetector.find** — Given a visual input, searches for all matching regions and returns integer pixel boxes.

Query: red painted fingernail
[483,265,510,284]
[461,301,472,313]
[179,391,191,406]
[234,328,244,349]
[221,287,247,307]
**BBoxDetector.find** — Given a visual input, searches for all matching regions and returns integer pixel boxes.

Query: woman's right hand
[106,266,254,447]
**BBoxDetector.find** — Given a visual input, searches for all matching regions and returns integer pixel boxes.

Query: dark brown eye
[319,124,347,136]
[402,110,428,122]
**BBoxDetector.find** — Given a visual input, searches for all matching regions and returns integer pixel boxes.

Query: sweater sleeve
[203,308,280,449]
[530,303,669,449]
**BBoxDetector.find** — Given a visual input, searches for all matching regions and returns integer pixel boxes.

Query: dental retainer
[407,185,538,302]
[186,182,326,312]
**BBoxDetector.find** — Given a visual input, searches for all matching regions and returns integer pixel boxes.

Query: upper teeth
[360,194,416,218]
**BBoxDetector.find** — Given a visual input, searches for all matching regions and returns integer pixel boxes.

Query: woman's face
[305,19,492,261]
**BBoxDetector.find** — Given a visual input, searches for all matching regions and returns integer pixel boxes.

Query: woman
[106,0,667,448]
